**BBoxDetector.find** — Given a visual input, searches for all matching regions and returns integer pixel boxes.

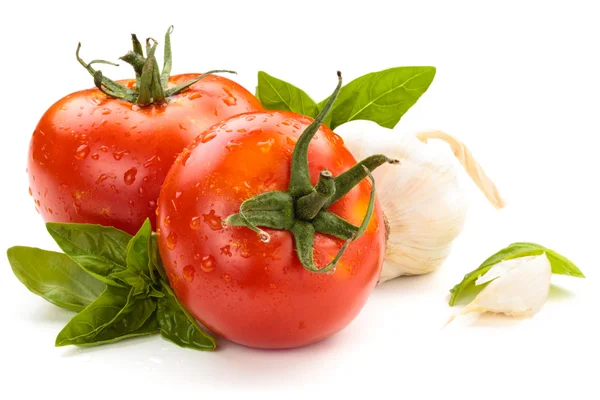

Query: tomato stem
[325,155,399,208]
[76,26,235,106]
[224,72,398,274]
[296,170,336,220]
[288,71,343,198]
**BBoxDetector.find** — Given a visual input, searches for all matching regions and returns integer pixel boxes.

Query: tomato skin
[28,73,262,235]
[157,111,386,349]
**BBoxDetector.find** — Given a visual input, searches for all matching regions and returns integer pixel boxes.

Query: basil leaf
[257,71,319,117]
[449,242,585,306]
[150,233,168,282]
[125,219,153,280]
[157,283,215,351]
[56,286,157,347]
[323,66,436,130]
[46,222,132,286]
[110,219,154,289]
[7,246,105,312]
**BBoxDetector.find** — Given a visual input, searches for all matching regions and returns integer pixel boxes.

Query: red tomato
[157,111,386,349]
[28,73,262,234]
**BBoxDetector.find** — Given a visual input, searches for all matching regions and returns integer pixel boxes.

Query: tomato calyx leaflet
[76,26,235,106]
[224,72,399,274]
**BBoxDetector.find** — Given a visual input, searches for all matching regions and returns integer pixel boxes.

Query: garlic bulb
[338,126,504,282]
[462,254,552,316]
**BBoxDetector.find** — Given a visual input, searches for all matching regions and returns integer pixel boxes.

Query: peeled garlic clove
[338,124,503,282]
[462,254,552,317]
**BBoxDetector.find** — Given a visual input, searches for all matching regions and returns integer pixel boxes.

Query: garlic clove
[462,254,552,317]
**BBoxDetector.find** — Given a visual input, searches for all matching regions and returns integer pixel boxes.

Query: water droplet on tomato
[269,283,277,289]
[201,256,215,272]
[110,185,119,194]
[132,105,141,111]
[202,210,223,230]
[257,138,274,153]
[188,92,202,100]
[77,112,82,117]
[326,268,336,275]
[148,200,156,209]
[190,216,201,229]
[180,151,192,166]
[164,216,171,227]
[331,133,344,145]
[183,265,196,282]
[124,168,137,185]
[129,200,135,208]
[138,186,145,195]
[142,156,156,168]
[201,132,216,143]
[91,153,99,160]
[286,137,297,146]
[74,145,90,160]
[101,108,111,115]
[282,121,291,126]
[166,231,177,250]
[245,115,256,122]
[28,187,32,196]
[222,272,231,281]
[96,174,109,184]
[99,145,109,153]
[222,88,237,106]
[101,207,111,219]
[220,245,232,257]
[225,140,241,151]
[237,128,247,133]
[113,150,127,160]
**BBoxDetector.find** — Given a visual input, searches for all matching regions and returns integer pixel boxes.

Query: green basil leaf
[322,66,436,130]
[449,242,585,306]
[7,246,105,312]
[46,222,132,286]
[125,219,152,280]
[110,219,154,289]
[56,285,157,347]
[157,283,215,351]
[257,71,319,117]
[150,233,168,282]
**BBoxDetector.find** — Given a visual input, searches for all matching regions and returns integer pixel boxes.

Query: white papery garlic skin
[463,254,552,316]
[338,125,504,283]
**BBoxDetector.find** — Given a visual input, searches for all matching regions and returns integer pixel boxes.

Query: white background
[1,0,598,398]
